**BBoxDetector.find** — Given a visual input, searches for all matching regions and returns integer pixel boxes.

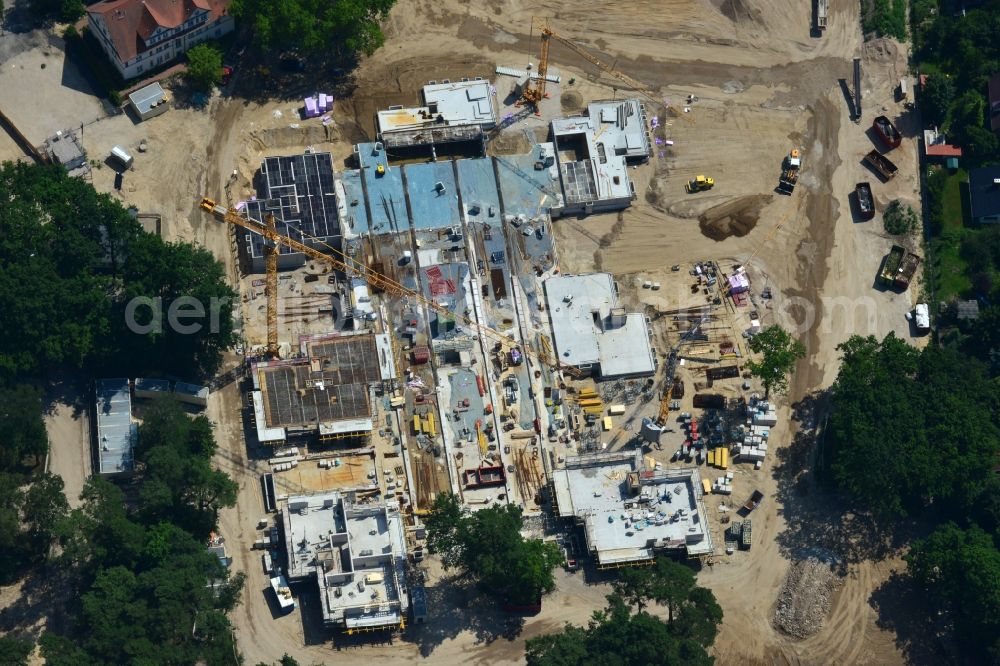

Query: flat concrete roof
[356,143,409,234]
[338,169,370,237]
[133,377,170,395]
[422,79,497,126]
[95,379,134,474]
[283,492,409,629]
[45,130,85,167]
[552,451,713,564]
[551,117,633,203]
[403,162,461,231]
[495,148,564,218]
[377,79,496,136]
[128,82,167,115]
[455,158,501,223]
[587,99,651,162]
[543,273,655,378]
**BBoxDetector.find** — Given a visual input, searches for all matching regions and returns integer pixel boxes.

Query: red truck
[872,115,902,149]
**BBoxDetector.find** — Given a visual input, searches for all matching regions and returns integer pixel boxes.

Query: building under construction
[376,78,498,155]
[250,331,395,445]
[243,151,340,272]
[551,450,714,565]
[281,491,411,632]
[542,272,656,378]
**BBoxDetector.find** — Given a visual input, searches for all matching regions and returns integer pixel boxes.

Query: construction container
[608,404,626,416]
[110,145,133,170]
[425,411,436,437]
[411,346,430,364]
[602,416,613,431]
[413,414,422,433]
[578,398,603,408]
[702,479,712,495]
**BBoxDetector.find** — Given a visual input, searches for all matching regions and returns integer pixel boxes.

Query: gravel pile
[772,555,841,639]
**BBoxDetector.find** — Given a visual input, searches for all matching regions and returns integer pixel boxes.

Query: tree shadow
[43,374,89,419]
[0,566,70,641]
[869,571,953,664]
[4,2,45,33]
[408,571,524,657]
[225,46,359,106]
[771,392,912,573]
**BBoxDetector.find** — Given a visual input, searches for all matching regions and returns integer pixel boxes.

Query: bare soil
[0,0,933,660]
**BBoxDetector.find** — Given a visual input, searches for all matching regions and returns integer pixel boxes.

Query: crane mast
[200,198,581,379]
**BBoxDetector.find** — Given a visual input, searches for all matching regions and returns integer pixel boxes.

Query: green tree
[38,633,95,666]
[826,334,1000,520]
[962,122,1000,158]
[117,233,237,380]
[231,0,397,55]
[425,493,563,606]
[22,472,69,548]
[135,398,237,537]
[922,75,955,126]
[0,636,33,665]
[745,325,805,398]
[907,523,1000,663]
[0,162,235,381]
[882,199,918,235]
[972,305,1000,352]
[51,481,243,664]
[614,557,722,644]
[27,0,84,22]
[526,593,717,666]
[186,43,223,92]
[0,385,48,470]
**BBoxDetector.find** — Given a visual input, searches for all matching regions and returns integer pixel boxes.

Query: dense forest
[912,0,1000,159]
[0,162,242,664]
[824,334,1000,662]
[0,162,236,382]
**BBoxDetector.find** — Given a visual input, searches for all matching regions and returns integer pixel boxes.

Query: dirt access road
[16,0,922,659]
[313,0,918,663]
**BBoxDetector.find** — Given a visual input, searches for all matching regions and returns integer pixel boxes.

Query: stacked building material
[712,472,734,495]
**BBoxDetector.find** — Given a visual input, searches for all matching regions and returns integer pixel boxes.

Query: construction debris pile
[772,554,842,638]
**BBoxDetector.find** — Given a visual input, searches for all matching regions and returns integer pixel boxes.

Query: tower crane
[641,314,709,444]
[520,18,691,121]
[199,198,583,379]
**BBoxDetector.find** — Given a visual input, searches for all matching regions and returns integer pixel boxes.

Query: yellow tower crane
[200,198,582,379]
[522,18,692,121]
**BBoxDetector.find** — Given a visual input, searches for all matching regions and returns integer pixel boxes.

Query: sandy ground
[0,0,933,659]
[43,396,90,509]
[0,29,108,147]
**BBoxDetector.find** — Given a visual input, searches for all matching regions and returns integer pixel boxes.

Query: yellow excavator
[686,175,715,193]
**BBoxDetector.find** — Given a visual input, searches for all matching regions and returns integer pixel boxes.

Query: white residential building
[87,0,235,80]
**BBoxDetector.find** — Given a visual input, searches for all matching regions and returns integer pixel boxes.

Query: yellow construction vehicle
[200,198,582,379]
[686,176,715,193]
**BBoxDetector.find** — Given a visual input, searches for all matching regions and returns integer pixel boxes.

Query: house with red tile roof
[923,127,963,160]
[86,0,234,80]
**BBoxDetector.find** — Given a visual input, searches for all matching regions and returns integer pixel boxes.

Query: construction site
[7,0,928,662]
